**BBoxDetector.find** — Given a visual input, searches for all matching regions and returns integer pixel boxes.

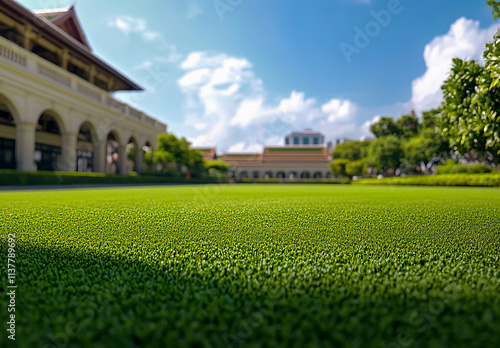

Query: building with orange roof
[222,146,332,179]
[0,1,166,174]
[193,147,217,161]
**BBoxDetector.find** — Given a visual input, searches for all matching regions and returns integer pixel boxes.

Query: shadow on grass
[0,242,499,348]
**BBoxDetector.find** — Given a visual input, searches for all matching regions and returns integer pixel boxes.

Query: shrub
[436,161,497,174]
[346,159,366,177]
[354,174,500,187]
[204,160,230,173]
[0,170,219,186]
[329,158,350,177]
[239,178,351,184]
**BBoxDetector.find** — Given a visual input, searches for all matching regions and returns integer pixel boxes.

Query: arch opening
[143,141,154,171]
[76,122,95,172]
[0,99,16,169]
[106,131,120,174]
[126,137,138,173]
[35,112,62,171]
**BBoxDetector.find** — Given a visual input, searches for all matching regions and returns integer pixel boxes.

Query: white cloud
[181,52,230,70]
[411,17,500,114]
[109,16,161,41]
[360,115,380,138]
[278,91,316,115]
[178,68,212,89]
[177,52,362,152]
[322,99,357,122]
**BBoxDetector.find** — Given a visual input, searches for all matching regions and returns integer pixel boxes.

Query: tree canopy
[396,114,420,139]
[370,117,402,138]
[153,134,206,175]
[439,55,500,163]
[488,0,500,20]
[403,129,449,170]
[330,140,370,161]
[366,135,403,173]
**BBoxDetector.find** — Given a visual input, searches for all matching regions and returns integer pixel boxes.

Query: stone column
[15,122,36,171]
[134,144,144,174]
[93,140,107,173]
[60,133,78,172]
[118,144,127,175]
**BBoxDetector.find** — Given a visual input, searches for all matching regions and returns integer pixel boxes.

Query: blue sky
[18,0,500,152]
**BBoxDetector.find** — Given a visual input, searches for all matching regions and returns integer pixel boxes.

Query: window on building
[0,106,15,126]
[285,138,290,145]
[0,27,23,46]
[68,62,88,81]
[303,137,309,145]
[313,137,319,145]
[37,114,61,134]
[293,137,299,145]
[94,77,108,91]
[77,149,93,172]
[32,44,60,66]
[0,138,15,169]
[34,143,61,171]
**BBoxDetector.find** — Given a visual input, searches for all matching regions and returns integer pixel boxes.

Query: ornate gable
[34,6,91,51]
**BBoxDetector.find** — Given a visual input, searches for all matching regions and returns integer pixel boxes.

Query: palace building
[222,146,332,179]
[0,1,166,174]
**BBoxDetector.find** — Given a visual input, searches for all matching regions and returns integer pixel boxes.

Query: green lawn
[1,185,499,348]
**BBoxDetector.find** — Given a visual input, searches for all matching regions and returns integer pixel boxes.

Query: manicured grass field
[1,185,499,347]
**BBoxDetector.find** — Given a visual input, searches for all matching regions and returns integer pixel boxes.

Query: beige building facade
[222,147,332,179]
[0,2,166,174]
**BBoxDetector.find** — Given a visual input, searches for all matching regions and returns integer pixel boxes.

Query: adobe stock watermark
[340,0,410,64]
[213,0,244,21]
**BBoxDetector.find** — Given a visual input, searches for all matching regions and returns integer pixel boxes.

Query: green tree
[422,108,442,130]
[205,160,230,173]
[403,129,449,170]
[176,136,193,171]
[396,114,420,138]
[346,159,366,177]
[186,149,205,176]
[440,57,500,163]
[330,140,371,161]
[370,117,402,138]
[153,134,178,171]
[329,158,350,177]
[126,143,135,162]
[488,0,500,20]
[366,135,403,173]
[143,149,153,169]
[153,134,206,174]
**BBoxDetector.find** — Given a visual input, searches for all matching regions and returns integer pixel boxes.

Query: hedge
[354,174,500,187]
[0,170,220,186]
[239,178,351,184]
[435,161,498,174]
